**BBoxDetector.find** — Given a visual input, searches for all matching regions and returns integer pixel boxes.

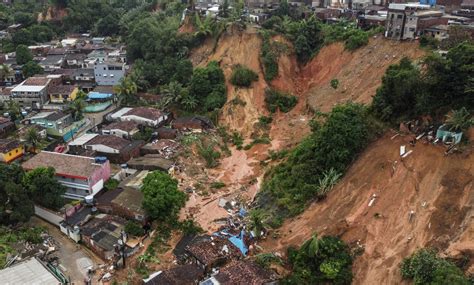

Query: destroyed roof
[123,107,165,120]
[22,151,102,179]
[214,260,277,285]
[48,84,76,94]
[144,264,204,285]
[185,236,242,266]
[102,121,139,132]
[172,115,214,129]
[127,154,174,171]
[113,185,145,215]
[23,77,50,86]
[0,139,20,153]
[87,135,132,150]
[0,258,60,285]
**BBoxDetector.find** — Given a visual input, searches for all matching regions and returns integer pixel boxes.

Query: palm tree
[6,100,20,121]
[445,107,473,132]
[114,76,138,104]
[180,94,198,111]
[300,234,320,258]
[248,209,268,238]
[69,99,85,121]
[25,127,40,153]
[161,81,183,108]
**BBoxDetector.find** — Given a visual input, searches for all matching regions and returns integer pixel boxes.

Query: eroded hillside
[184,27,474,285]
[261,132,474,284]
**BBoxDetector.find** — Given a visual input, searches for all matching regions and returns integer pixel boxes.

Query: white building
[109,107,169,127]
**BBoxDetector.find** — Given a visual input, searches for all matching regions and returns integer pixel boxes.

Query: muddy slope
[190,28,424,145]
[261,133,474,284]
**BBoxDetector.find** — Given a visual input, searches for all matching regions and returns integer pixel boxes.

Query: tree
[69,98,85,120]
[5,100,20,121]
[372,57,421,122]
[25,127,40,152]
[22,61,44,78]
[124,221,145,237]
[114,76,138,104]
[284,235,353,285]
[141,171,187,223]
[401,249,470,285]
[249,209,268,238]
[23,167,65,210]
[218,0,230,18]
[445,108,473,132]
[0,164,34,225]
[16,45,33,65]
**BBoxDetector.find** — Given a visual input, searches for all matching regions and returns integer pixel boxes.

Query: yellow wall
[0,145,24,163]
[69,87,79,101]
[49,87,79,103]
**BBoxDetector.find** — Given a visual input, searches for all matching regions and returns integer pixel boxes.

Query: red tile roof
[124,107,165,121]
[87,135,131,151]
[22,151,101,179]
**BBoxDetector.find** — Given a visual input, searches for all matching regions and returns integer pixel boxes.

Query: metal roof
[0,258,59,285]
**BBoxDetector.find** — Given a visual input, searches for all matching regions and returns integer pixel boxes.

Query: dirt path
[260,133,474,284]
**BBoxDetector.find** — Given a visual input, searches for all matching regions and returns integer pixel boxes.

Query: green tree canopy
[0,164,33,225]
[284,235,353,284]
[22,61,43,78]
[16,44,33,65]
[23,167,65,210]
[401,249,470,285]
[141,171,187,223]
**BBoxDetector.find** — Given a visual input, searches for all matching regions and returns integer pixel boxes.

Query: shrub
[198,142,221,168]
[179,219,203,235]
[284,235,353,285]
[104,178,119,191]
[330,79,339,89]
[345,29,369,51]
[230,65,258,87]
[400,249,470,285]
[259,116,273,125]
[125,221,145,237]
[264,88,297,113]
[257,103,372,222]
[210,181,226,189]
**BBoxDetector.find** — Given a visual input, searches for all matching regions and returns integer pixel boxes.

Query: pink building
[23,151,111,200]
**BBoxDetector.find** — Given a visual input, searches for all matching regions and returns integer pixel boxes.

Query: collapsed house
[96,170,148,222]
[184,235,242,272]
[436,124,463,145]
[144,264,205,285]
[200,260,278,285]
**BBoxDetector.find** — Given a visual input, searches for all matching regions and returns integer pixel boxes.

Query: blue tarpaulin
[87,92,113,100]
[228,230,248,256]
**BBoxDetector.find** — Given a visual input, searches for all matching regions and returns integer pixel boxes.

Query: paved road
[31,217,103,284]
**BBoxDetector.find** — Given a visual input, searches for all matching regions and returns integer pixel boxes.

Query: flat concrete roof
[0,258,59,285]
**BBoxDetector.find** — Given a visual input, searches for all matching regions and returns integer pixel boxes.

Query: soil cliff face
[260,133,474,284]
[186,27,474,285]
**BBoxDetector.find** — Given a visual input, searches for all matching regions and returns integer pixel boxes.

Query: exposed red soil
[260,132,474,284]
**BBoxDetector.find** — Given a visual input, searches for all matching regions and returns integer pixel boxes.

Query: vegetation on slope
[257,103,378,226]
[284,234,353,285]
[400,249,471,285]
[372,42,474,124]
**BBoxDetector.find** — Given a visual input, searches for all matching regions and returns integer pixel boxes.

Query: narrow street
[30,217,104,284]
